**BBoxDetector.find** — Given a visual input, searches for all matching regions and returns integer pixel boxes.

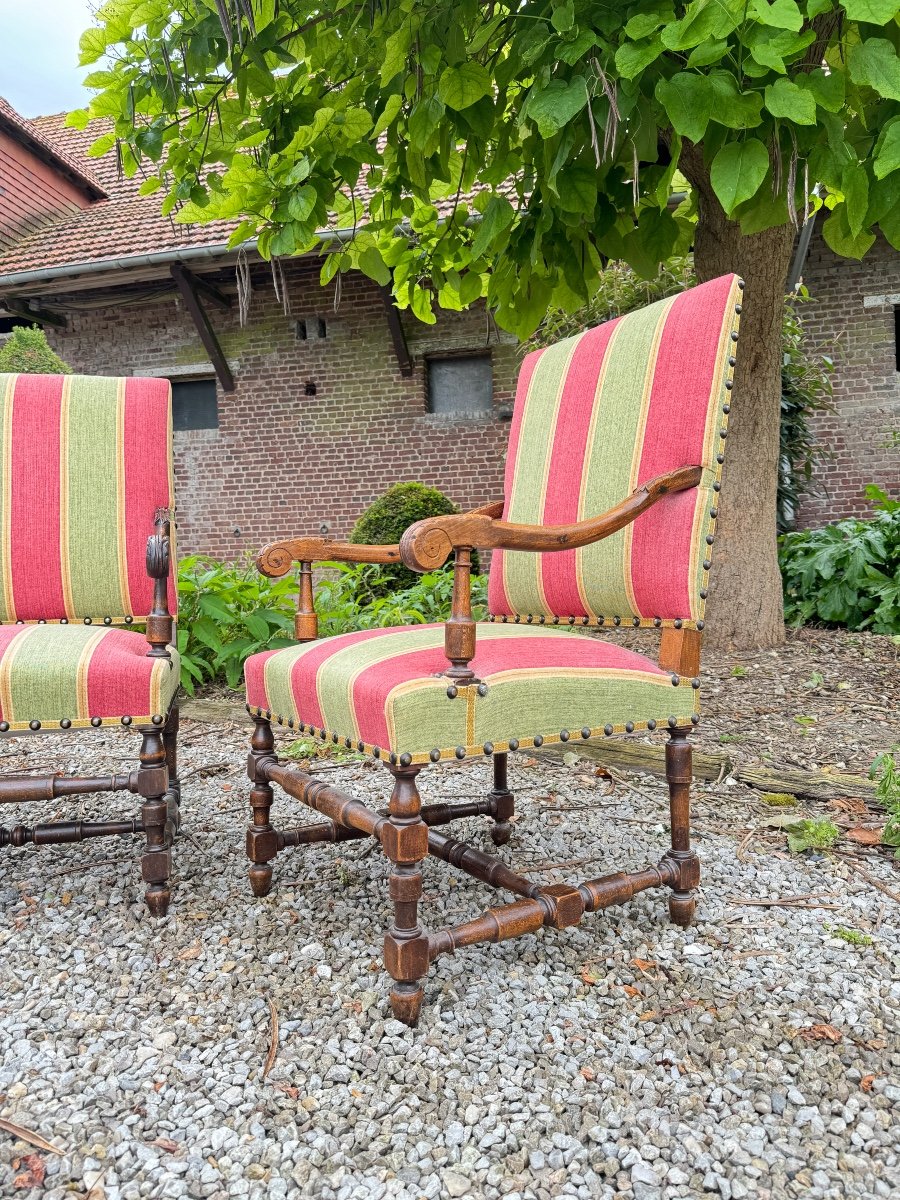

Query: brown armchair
[242,274,743,1024]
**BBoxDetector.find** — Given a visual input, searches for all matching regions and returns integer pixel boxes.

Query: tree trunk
[680,145,796,650]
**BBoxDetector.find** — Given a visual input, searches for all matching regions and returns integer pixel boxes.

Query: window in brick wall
[426,354,493,417]
[171,377,219,431]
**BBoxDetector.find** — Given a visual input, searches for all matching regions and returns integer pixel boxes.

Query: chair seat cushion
[0,625,180,731]
[245,624,697,763]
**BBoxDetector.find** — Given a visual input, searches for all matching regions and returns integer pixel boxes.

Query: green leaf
[749,0,803,31]
[556,165,597,215]
[614,37,664,80]
[624,3,674,39]
[661,1,737,51]
[526,77,589,137]
[841,0,900,20]
[622,207,679,277]
[470,194,515,258]
[875,119,900,179]
[438,62,492,111]
[849,38,900,102]
[358,246,391,287]
[409,287,436,324]
[551,1,574,32]
[79,26,107,65]
[764,78,817,125]
[655,73,712,143]
[796,69,845,114]
[842,165,869,237]
[686,39,729,68]
[408,95,445,151]
[287,185,316,222]
[821,206,876,259]
[708,72,764,129]
[710,139,769,215]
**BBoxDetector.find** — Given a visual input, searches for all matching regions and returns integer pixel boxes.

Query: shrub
[779,487,900,635]
[175,556,488,692]
[0,326,72,374]
[349,481,478,593]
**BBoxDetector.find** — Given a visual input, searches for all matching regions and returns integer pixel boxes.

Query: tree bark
[680,144,796,650]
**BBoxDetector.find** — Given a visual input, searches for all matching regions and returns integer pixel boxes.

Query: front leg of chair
[382,764,430,1027]
[489,752,515,847]
[138,728,172,917]
[663,728,700,927]
[247,716,278,897]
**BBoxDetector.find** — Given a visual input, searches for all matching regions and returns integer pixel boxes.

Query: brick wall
[796,230,900,527]
[47,258,518,558]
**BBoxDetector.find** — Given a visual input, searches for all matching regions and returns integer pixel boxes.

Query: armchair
[0,373,180,916]
[243,274,743,1024]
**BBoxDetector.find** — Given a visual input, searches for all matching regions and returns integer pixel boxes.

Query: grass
[825,925,874,947]
[786,818,841,854]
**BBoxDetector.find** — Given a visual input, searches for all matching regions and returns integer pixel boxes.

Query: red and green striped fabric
[0,625,180,730]
[0,373,175,623]
[245,623,696,764]
[487,274,742,627]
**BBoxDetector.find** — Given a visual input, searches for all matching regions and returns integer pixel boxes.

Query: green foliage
[779,297,834,532]
[0,326,72,375]
[785,818,840,854]
[349,482,477,593]
[176,555,297,693]
[779,487,900,634]
[870,744,900,858]
[826,925,873,947]
[760,792,798,807]
[75,2,900,338]
[175,555,488,692]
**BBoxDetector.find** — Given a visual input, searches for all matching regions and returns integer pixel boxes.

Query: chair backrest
[487,274,742,627]
[0,373,175,623]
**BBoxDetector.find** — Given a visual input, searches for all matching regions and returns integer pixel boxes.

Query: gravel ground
[0,633,898,1200]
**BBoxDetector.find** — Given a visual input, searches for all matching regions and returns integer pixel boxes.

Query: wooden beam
[170,263,235,392]
[378,285,413,377]
[180,267,231,310]
[1,298,66,329]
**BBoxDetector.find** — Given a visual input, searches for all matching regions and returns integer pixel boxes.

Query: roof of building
[0,106,242,283]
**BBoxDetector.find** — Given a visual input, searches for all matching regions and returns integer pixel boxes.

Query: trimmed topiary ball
[0,326,72,375]
[350,482,479,593]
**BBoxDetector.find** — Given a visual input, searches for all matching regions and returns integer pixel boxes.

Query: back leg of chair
[247,716,278,897]
[138,727,173,917]
[664,728,700,927]
[163,705,181,834]
[489,752,515,846]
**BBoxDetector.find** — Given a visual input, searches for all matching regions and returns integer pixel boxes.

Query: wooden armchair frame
[0,509,180,916]
[248,466,706,1024]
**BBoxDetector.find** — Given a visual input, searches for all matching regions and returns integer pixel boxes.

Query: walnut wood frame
[0,510,180,917]
[249,467,708,1024]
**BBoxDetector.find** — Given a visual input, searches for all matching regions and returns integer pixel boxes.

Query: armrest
[257,537,401,578]
[400,467,703,571]
[145,507,174,659]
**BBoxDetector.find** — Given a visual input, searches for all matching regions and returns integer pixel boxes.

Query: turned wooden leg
[163,705,181,833]
[246,717,278,897]
[664,728,700,927]
[138,728,172,918]
[382,764,430,1026]
[489,752,515,846]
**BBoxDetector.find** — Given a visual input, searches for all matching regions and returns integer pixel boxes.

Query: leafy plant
[315,562,488,638]
[176,555,297,693]
[785,818,840,855]
[0,326,71,374]
[825,925,873,947]
[349,481,477,594]
[870,744,900,859]
[778,297,834,533]
[779,487,900,635]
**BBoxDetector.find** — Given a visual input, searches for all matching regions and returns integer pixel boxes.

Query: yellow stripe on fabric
[75,628,107,719]
[0,625,31,719]
[59,376,74,619]
[0,376,16,623]
[65,376,128,620]
[577,296,678,619]
[6,625,98,723]
[115,379,132,619]
[502,336,581,616]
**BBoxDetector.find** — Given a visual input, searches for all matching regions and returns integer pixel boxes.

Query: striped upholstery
[0,625,180,731]
[0,373,176,623]
[487,274,741,626]
[245,624,696,764]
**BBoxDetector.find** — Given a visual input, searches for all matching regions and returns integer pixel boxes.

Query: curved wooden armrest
[145,508,174,659]
[400,467,703,571]
[257,537,402,578]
